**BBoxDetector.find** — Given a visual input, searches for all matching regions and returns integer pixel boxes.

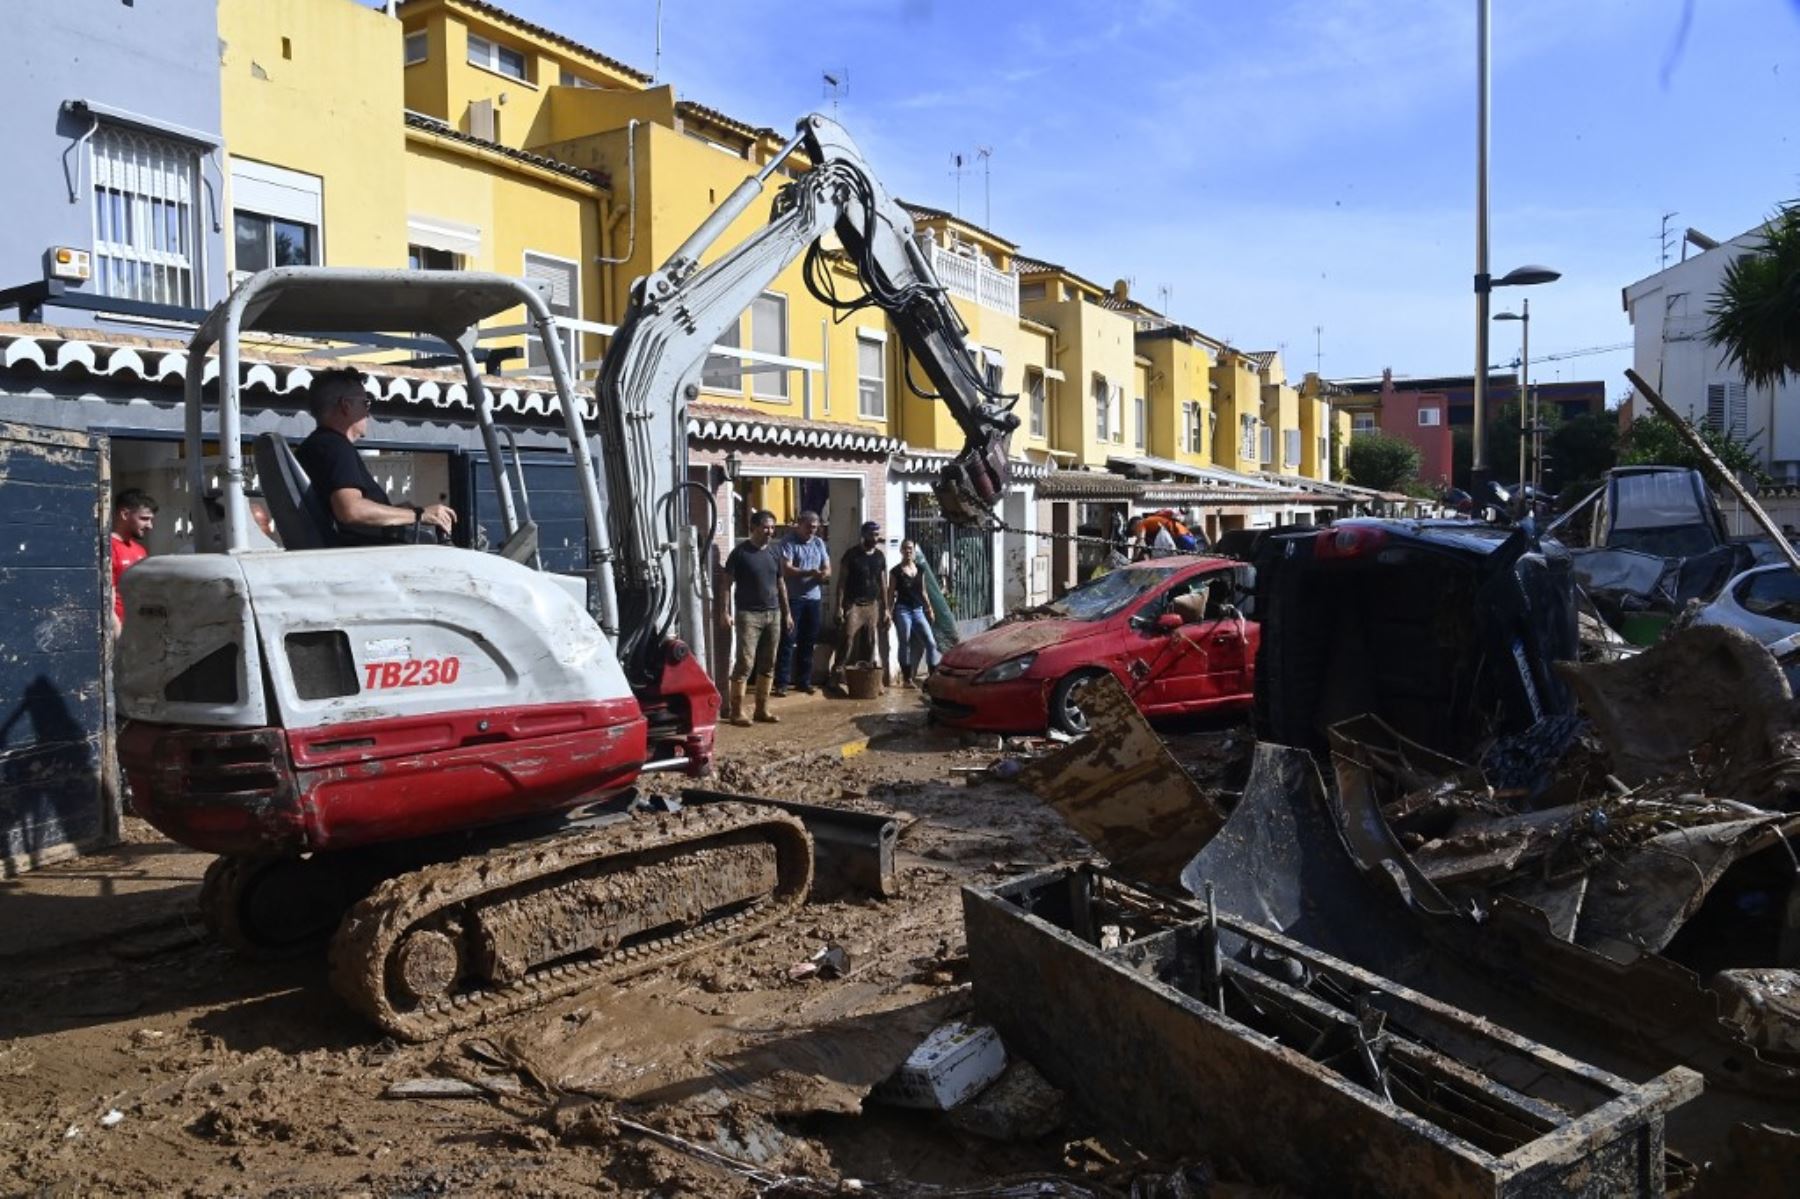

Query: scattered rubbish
[1014,674,1223,886]
[99,1109,125,1129]
[945,1059,1067,1142]
[383,1076,521,1100]
[964,865,1698,1198]
[63,1124,80,1141]
[872,1019,1007,1111]
[788,943,850,981]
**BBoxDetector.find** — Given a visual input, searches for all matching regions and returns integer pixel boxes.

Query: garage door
[0,423,110,870]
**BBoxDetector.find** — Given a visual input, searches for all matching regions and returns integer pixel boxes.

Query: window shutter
[468,98,496,142]
[1706,383,1726,433]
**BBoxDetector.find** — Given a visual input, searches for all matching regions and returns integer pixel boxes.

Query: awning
[407,215,483,257]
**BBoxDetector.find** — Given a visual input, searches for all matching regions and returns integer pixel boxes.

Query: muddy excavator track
[328,802,813,1042]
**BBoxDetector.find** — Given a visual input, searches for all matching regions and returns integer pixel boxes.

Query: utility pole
[1472,0,1492,488]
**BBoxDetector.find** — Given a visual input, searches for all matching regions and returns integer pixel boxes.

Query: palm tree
[1708,200,1800,392]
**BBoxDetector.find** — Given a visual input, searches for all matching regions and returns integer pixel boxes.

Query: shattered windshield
[1043,565,1177,621]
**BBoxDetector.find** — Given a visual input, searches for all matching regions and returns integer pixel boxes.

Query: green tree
[1617,413,1769,486]
[1545,412,1619,501]
[1709,201,1800,392]
[1345,433,1422,492]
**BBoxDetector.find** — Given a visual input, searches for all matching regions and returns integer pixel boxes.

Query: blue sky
[501,0,1798,403]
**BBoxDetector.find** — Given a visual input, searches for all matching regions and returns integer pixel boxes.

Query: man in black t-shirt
[828,520,890,694]
[717,508,792,726]
[296,369,456,547]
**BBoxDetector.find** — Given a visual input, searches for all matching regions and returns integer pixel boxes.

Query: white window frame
[856,331,886,420]
[467,33,528,82]
[1353,413,1378,433]
[91,124,205,306]
[1133,395,1146,450]
[1284,428,1302,467]
[559,68,600,89]
[1260,425,1275,463]
[1418,406,1442,427]
[1185,403,1204,454]
[1094,375,1111,442]
[404,31,427,66]
[1026,368,1046,439]
[750,291,789,400]
[230,159,323,282]
[522,249,579,373]
[702,317,743,393]
[1111,385,1125,444]
[1240,414,1258,462]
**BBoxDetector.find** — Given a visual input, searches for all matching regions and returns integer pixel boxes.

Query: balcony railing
[918,235,1019,317]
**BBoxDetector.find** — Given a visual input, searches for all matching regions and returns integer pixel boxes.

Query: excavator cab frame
[183,267,624,631]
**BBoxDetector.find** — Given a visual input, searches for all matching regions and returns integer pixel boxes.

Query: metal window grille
[1027,370,1046,438]
[1239,414,1258,462]
[857,334,885,419]
[1706,382,1747,440]
[905,491,992,621]
[91,125,201,306]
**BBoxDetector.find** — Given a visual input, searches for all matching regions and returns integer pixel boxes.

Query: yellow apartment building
[1254,350,1302,477]
[219,0,410,276]
[1139,329,1218,469]
[1210,348,1264,474]
[1019,262,1141,467]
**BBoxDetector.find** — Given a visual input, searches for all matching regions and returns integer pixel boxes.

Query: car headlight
[976,653,1037,684]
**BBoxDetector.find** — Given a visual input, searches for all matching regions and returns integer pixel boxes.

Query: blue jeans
[893,603,940,676]
[776,596,823,689]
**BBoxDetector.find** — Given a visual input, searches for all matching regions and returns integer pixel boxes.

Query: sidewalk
[712,677,930,765]
[0,818,210,960]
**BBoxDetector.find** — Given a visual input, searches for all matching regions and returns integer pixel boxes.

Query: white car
[1691,564,1800,683]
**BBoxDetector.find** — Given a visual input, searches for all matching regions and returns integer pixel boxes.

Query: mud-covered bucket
[845,664,883,699]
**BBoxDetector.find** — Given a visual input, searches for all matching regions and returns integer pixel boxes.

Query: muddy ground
[0,708,1249,1197]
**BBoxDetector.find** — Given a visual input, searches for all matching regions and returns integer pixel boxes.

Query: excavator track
[328,802,813,1042]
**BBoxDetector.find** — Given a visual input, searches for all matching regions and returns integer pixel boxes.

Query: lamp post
[1494,300,1530,497]
[1470,0,1561,495]
[1472,265,1558,492]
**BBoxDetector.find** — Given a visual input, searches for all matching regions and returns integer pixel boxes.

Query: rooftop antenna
[950,153,967,218]
[1660,210,1679,267]
[821,69,848,113]
[1314,325,1323,376]
[975,145,993,228]
[652,0,663,83]
[1157,283,1173,316]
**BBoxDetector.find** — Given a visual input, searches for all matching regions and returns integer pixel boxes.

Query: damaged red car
[925,557,1258,734]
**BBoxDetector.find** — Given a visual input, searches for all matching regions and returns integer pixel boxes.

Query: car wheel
[1049,669,1108,736]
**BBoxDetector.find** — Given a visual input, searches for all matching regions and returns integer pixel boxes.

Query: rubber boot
[753,677,781,723]
[728,679,753,727]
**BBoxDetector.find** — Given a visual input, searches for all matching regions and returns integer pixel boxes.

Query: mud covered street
[0,705,1251,1197]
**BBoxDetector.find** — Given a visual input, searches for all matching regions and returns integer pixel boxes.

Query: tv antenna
[975,145,993,228]
[821,69,849,112]
[950,153,968,217]
[1659,211,1679,268]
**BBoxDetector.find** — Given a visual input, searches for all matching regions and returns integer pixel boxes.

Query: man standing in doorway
[773,510,830,697]
[718,509,792,726]
[828,520,890,695]
[297,368,456,546]
[109,489,157,634]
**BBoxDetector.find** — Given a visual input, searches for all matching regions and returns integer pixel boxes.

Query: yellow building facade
[1140,332,1217,468]
[1256,351,1302,477]
[1020,266,1141,468]
[1209,349,1264,474]
[218,0,410,275]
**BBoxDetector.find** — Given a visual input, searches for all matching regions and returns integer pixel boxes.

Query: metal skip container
[962,866,1700,1198]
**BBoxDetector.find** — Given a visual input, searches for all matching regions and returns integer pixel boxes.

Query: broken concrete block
[871,1020,1006,1111]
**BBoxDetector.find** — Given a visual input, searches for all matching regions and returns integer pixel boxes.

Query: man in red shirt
[110,489,157,633]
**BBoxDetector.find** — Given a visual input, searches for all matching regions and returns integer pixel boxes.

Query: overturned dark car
[1253,518,1578,759]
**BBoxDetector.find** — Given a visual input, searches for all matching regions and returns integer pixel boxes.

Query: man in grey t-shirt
[774,510,830,696]
[718,509,792,726]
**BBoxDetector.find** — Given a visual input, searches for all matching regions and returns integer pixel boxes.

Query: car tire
[1049,669,1109,736]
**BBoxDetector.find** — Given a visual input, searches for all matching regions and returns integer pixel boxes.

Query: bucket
[845,664,884,699]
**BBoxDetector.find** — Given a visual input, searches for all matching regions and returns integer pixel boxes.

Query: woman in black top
[890,540,943,686]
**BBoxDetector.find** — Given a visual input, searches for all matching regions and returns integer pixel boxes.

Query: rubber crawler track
[327,803,814,1042]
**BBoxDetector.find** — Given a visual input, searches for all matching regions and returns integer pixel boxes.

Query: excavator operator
[297,368,457,547]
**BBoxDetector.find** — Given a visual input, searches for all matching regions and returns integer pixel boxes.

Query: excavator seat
[253,432,332,550]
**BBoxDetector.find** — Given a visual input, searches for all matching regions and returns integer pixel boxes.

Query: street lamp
[1494,302,1530,498]
[1472,263,1558,491]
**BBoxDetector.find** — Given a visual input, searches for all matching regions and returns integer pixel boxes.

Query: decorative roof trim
[404,112,606,188]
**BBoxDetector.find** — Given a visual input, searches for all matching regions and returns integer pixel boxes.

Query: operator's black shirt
[841,546,888,606]
[297,426,392,547]
[724,540,782,612]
